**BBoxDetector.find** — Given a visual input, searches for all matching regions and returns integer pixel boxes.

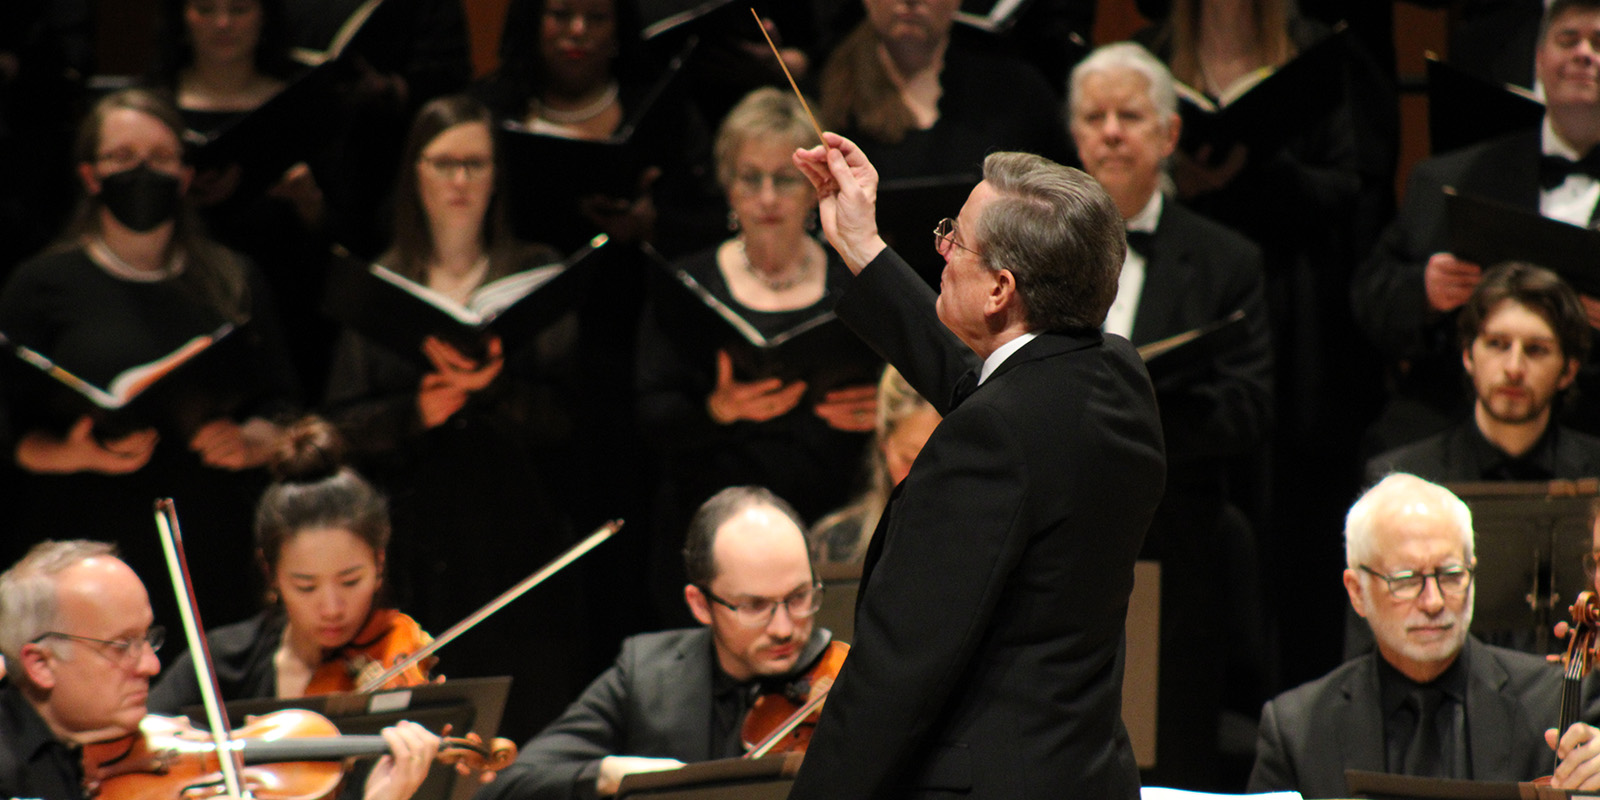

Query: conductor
[786,136,1166,798]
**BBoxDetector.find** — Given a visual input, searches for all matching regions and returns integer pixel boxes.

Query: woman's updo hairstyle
[255,417,390,578]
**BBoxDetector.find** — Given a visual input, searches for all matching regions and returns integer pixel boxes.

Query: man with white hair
[1248,473,1561,797]
[1069,43,1274,785]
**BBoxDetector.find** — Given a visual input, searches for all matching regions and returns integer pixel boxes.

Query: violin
[304,609,437,695]
[81,709,516,800]
[739,641,849,758]
[1558,592,1600,735]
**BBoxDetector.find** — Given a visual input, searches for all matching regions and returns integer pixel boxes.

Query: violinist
[476,486,834,800]
[1249,474,1563,797]
[0,541,161,800]
[0,539,442,800]
[1542,500,1600,790]
[147,416,428,708]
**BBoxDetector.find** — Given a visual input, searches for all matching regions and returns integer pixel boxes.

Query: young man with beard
[1367,263,1600,482]
[1248,474,1564,796]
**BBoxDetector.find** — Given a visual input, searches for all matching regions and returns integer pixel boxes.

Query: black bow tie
[1125,230,1154,260]
[1539,151,1600,190]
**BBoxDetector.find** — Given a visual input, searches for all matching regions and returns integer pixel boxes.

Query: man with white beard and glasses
[1248,474,1564,797]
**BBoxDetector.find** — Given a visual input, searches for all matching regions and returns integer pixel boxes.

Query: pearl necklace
[739,238,814,292]
[88,236,185,282]
[533,81,620,125]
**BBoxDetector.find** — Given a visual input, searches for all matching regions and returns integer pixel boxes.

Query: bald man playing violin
[0,540,440,800]
[475,486,836,800]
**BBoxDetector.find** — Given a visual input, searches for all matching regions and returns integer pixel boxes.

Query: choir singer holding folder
[0,88,301,629]
[785,133,1166,796]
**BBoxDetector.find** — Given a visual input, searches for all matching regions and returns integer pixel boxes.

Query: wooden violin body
[740,641,850,757]
[82,709,516,800]
[305,609,436,695]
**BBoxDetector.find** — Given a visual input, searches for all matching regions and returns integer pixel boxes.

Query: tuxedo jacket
[476,627,830,800]
[787,250,1167,799]
[1247,637,1561,799]
[1351,130,1540,431]
[1131,201,1272,468]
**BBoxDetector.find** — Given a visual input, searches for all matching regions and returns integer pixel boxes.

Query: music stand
[616,753,801,799]
[182,676,512,800]
[1445,480,1598,652]
[1344,769,1524,799]
[814,562,860,644]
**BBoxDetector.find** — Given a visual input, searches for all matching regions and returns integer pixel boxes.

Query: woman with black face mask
[0,87,301,630]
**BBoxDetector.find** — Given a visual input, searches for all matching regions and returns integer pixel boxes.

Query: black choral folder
[0,323,256,441]
[497,40,693,245]
[182,59,345,203]
[322,235,608,368]
[1425,55,1544,156]
[1136,309,1249,385]
[1174,25,1349,160]
[1443,187,1600,298]
[645,247,882,403]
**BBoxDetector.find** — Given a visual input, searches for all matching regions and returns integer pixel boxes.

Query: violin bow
[154,498,251,799]
[355,520,623,692]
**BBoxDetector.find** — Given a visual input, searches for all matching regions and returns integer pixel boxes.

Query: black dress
[635,245,875,620]
[0,247,300,630]
[321,253,589,742]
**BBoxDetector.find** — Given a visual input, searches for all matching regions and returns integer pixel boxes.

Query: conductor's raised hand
[706,350,807,424]
[793,132,885,273]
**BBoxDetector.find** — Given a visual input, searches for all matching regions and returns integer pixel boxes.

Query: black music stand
[1345,769,1525,799]
[182,676,512,800]
[814,562,860,644]
[1445,480,1598,653]
[616,753,802,799]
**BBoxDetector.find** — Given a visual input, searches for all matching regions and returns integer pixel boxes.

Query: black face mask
[98,164,181,232]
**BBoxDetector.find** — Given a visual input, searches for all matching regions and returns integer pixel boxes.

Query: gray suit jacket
[474,627,829,800]
[1247,637,1561,799]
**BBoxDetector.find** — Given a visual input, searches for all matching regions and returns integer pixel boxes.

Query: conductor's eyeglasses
[933,218,979,257]
[32,626,165,665]
[700,583,823,628]
[1359,564,1474,600]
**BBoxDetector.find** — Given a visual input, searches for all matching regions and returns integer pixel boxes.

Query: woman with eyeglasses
[0,87,300,629]
[635,87,880,621]
[146,416,445,800]
[322,92,589,742]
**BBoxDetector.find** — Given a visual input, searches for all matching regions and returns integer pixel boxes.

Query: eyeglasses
[1359,564,1474,601]
[96,149,183,174]
[933,217,980,257]
[419,155,493,180]
[732,170,808,196]
[700,583,823,628]
[32,625,165,665]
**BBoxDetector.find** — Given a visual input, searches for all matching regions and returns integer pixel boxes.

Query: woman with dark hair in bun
[148,415,429,707]
[147,416,443,800]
